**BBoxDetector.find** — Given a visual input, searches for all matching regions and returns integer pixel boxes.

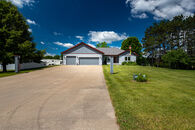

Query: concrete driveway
[0,66,118,130]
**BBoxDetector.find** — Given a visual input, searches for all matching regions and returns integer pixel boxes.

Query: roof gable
[61,42,104,54]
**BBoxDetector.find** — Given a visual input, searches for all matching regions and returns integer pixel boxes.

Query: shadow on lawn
[112,72,119,74]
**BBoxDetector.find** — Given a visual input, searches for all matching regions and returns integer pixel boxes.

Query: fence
[0,62,46,70]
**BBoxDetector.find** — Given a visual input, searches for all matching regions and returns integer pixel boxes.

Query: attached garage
[66,56,76,65]
[79,57,99,65]
[61,42,104,65]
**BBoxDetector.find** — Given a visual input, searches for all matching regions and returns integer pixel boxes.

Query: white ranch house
[61,42,137,65]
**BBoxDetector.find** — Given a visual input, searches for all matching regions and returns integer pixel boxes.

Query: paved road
[0,66,118,130]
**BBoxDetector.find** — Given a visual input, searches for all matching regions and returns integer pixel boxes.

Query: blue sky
[9,0,195,56]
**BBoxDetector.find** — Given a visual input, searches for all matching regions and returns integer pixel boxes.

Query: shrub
[162,49,191,69]
[133,73,148,82]
[122,61,127,65]
[122,61,137,66]
[136,56,148,66]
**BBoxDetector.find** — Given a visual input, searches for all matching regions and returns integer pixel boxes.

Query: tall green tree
[44,55,60,59]
[162,49,190,69]
[121,37,142,55]
[184,14,195,57]
[96,42,109,48]
[0,0,45,72]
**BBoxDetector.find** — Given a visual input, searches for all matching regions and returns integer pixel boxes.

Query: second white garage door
[79,57,99,65]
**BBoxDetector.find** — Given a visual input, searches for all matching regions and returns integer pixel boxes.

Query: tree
[54,55,60,59]
[44,55,60,59]
[162,49,190,69]
[121,37,142,55]
[0,0,45,72]
[142,14,195,67]
[96,42,109,48]
[184,14,195,57]
[136,56,148,66]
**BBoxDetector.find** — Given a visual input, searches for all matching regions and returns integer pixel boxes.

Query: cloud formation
[132,13,148,19]
[54,42,74,48]
[76,36,84,41]
[126,0,195,20]
[87,43,96,48]
[28,28,32,32]
[45,52,56,56]
[40,41,45,45]
[53,32,63,36]
[8,0,35,8]
[88,31,127,43]
[26,19,36,25]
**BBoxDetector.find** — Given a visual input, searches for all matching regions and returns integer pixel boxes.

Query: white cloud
[76,36,84,41]
[26,19,36,25]
[54,42,74,48]
[110,46,121,49]
[132,13,148,19]
[8,0,35,8]
[53,32,62,36]
[88,31,127,43]
[45,52,55,56]
[28,28,32,32]
[126,0,195,20]
[40,41,45,45]
[87,43,96,48]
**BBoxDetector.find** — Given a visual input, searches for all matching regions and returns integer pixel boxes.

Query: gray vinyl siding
[65,44,100,54]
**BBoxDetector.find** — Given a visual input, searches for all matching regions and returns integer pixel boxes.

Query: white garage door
[79,57,99,65]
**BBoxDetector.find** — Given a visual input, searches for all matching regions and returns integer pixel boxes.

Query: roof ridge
[61,42,104,54]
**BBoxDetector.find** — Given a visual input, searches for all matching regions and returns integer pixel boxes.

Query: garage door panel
[66,56,76,65]
[79,57,99,65]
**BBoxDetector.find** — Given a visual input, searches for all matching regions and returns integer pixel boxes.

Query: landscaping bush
[133,73,148,82]
[122,61,137,65]
[136,56,148,66]
[122,61,127,65]
[162,49,191,69]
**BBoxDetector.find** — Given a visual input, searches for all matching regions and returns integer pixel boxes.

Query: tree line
[44,55,61,60]
[142,14,195,69]
[0,0,45,72]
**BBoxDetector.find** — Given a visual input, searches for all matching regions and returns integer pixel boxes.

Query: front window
[125,57,131,61]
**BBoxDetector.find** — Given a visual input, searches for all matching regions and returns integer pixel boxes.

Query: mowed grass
[103,65,195,130]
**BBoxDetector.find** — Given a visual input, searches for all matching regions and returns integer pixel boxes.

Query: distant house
[61,42,137,65]
[41,59,62,66]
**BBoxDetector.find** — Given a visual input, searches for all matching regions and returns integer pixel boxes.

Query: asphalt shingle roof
[97,48,125,55]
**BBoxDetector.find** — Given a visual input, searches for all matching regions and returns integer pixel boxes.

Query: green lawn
[0,66,56,78]
[103,65,195,130]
